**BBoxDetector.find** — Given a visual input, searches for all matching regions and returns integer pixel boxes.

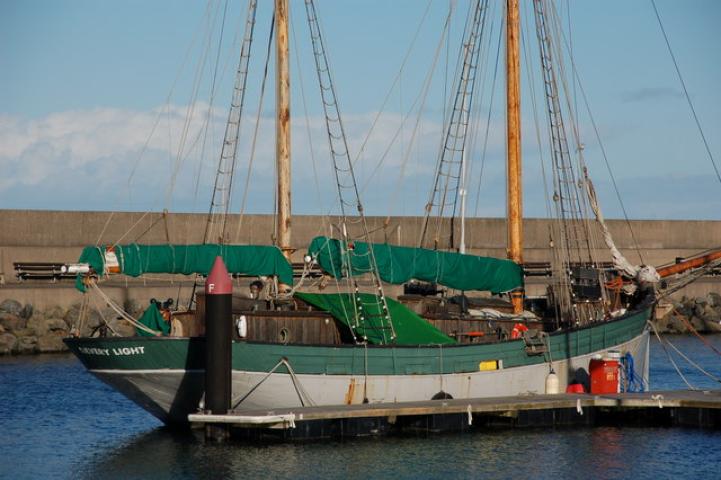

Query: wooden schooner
[63,0,718,425]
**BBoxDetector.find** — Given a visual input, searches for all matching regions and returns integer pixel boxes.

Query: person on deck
[248,280,265,300]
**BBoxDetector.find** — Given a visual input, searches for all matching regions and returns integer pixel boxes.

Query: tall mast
[506,0,524,313]
[275,0,292,260]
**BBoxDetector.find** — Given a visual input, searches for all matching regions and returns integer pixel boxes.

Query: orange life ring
[510,322,529,339]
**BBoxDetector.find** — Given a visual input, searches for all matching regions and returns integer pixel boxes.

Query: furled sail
[308,236,523,294]
[585,179,660,285]
[74,244,294,291]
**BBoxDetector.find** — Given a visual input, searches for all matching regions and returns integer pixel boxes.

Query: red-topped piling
[206,256,233,295]
[204,256,233,442]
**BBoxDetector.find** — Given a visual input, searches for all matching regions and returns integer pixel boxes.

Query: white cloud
[0,105,468,214]
[9,104,711,221]
[0,105,222,200]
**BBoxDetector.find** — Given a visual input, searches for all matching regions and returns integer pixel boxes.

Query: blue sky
[1,0,719,220]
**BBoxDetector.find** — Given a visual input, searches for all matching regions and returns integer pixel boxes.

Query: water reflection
[72,425,721,480]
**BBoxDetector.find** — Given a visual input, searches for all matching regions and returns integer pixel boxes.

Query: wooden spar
[657,249,721,278]
[275,0,292,260]
[506,0,524,313]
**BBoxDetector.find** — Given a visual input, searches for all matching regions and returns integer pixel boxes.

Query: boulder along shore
[0,298,138,355]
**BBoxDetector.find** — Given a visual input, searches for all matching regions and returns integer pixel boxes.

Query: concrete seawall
[1,209,720,299]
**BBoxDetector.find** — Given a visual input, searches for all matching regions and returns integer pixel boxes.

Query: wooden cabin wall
[189,292,343,344]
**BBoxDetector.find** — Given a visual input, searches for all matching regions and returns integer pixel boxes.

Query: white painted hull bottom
[90,331,650,424]
[231,331,650,409]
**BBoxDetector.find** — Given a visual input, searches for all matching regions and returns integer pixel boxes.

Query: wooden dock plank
[189,390,721,430]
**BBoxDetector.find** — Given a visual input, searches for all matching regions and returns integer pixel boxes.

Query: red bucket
[589,358,620,394]
[566,383,585,394]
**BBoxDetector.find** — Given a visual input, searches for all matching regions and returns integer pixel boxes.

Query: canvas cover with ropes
[74,244,294,291]
[308,236,523,294]
[295,292,455,345]
[136,302,170,337]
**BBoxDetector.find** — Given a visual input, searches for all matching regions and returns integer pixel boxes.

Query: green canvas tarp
[307,236,523,294]
[75,244,293,291]
[136,302,170,337]
[295,292,455,345]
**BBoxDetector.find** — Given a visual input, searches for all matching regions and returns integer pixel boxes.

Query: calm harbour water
[1,335,720,480]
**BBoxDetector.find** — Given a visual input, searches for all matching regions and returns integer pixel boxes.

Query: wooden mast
[506,0,524,313]
[275,0,292,261]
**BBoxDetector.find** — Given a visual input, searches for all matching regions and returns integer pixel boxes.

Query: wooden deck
[189,390,721,440]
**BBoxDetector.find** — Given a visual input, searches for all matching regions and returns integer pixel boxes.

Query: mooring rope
[232,357,315,409]
[89,282,161,336]
[662,336,721,385]
[647,320,695,390]
[87,291,119,337]
[670,308,721,357]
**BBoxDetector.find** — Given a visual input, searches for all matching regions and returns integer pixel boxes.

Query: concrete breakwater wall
[2,210,721,271]
[0,209,719,355]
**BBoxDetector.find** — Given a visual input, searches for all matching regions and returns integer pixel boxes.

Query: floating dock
[188,390,721,441]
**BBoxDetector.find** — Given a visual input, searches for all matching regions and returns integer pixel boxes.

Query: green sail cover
[136,303,170,337]
[308,236,523,294]
[295,292,455,345]
[75,244,293,291]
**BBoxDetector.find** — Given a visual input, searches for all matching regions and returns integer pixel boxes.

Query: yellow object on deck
[478,360,499,371]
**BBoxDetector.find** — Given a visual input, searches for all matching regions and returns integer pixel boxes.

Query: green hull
[66,305,650,375]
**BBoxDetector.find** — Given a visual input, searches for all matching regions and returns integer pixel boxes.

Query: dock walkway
[189,390,721,440]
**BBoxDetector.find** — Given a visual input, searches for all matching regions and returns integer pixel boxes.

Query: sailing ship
[62,0,712,425]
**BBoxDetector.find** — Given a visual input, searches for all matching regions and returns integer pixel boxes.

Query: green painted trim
[65,306,650,376]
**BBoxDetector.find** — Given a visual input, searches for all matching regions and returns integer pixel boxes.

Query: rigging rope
[650,0,721,186]
[165,1,225,210]
[522,3,565,325]
[126,1,216,191]
[545,2,606,275]
[111,211,151,248]
[472,10,503,218]
[201,0,232,239]
[204,0,259,245]
[547,3,645,263]
[359,11,451,198]
[464,0,498,224]
[97,3,218,250]
[533,0,584,321]
[304,0,396,343]
[289,5,328,230]
[420,0,488,250]
[233,9,275,244]
[656,258,721,301]
[352,0,434,168]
